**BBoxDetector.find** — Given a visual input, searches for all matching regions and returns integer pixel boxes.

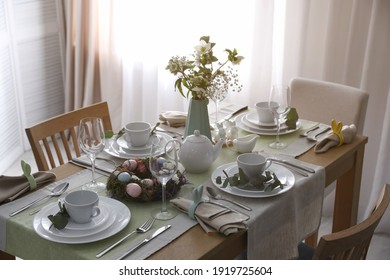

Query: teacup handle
[92,206,100,218]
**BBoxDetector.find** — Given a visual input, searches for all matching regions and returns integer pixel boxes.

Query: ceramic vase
[184,98,212,140]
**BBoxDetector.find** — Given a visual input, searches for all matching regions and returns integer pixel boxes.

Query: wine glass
[149,140,179,220]
[210,87,228,125]
[78,117,106,192]
[268,85,291,149]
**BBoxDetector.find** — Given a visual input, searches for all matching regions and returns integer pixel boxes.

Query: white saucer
[245,112,277,127]
[33,196,130,244]
[40,201,117,239]
[236,114,301,136]
[116,134,161,152]
[211,162,295,198]
[104,132,173,159]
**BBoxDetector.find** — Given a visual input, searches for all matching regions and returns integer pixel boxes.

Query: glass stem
[276,117,281,144]
[89,154,97,184]
[161,183,167,213]
[215,100,220,124]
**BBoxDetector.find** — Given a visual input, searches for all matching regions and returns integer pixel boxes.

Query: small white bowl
[233,134,259,153]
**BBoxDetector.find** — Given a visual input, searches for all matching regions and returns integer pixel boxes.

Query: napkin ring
[188,185,204,220]
[330,119,344,146]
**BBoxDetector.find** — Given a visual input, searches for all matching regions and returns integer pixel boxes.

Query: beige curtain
[59,0,122,132]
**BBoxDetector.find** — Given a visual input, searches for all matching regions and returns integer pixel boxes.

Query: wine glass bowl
[78,117,106,192]
[149,140,179,220]
[268,85,291,149]
[210,88,229,125]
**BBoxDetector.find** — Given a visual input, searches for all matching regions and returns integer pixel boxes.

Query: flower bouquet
[106,158,188,202]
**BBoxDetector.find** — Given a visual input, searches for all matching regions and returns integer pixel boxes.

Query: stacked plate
[33,197,130,244]
[236,111,301,135]
[104,132,174,159]
[211,162,295,198]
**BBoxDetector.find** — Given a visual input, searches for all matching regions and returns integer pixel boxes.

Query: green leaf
[48,201,69,230]
[104,130,114,139]
[285,107,299,130]
[200,36,210,43]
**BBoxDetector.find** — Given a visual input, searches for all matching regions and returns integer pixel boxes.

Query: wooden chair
[25,101,112,171]
[290,77,369,134]
[298,184,390,259]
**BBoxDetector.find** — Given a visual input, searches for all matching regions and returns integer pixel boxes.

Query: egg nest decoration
[106,158,188,202]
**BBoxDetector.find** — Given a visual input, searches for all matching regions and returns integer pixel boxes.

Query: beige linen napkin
[159,111,187,127]
[171,187,247,236]
[315,123,357,153]
[0,172,56,204]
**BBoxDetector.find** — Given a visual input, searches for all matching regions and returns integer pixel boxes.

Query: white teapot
[179,130,224,173]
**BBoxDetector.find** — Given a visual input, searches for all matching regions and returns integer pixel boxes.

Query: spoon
[10,182,69,217]
[150,122,161,136]
[300,126,320,137]
[206,186,252,211]
[307,127,331,142]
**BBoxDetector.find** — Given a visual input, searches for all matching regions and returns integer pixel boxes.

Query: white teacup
[255,101,277,124]
[125,121,151,147]
[64,190,100,224]
[237,153,272,179]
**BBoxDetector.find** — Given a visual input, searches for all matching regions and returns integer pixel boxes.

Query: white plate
[245,112,277,127]
[40,201,117,239]
[116,134,162,152]
[211,162,295,198]
[236,114,301,135]
[33,197,130,244]
[104,132,173,159]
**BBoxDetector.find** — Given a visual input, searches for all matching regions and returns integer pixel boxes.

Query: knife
[118,225,171,260]
[270,158,315,174]
[70,158,112,176]
[217,105,248,124]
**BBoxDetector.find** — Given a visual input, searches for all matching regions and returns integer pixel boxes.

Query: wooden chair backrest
[313,184,390,259]
[25,101,112,171]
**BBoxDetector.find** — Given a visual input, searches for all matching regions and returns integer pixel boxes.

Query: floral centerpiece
[106,158,188,202]
[166,36,244,139]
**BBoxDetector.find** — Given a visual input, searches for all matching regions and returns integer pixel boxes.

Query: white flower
[194,40,211,55]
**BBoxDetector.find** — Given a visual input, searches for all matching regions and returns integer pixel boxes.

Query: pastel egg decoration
[117,172,131,183]
[126,183,142,198]
[106,157,188,202]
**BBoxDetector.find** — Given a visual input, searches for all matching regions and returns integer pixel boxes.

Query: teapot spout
[213,138,225,161]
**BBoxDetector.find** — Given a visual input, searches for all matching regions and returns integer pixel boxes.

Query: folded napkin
[170,186,247,236]
[315,120,357,153]
[0,171,56,204]
[159,111,187,127]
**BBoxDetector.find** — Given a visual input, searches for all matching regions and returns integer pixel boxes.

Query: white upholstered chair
[290,77,369,134]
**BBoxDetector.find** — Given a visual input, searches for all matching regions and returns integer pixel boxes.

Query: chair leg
[0,250,16,260]
[305,231,318,248]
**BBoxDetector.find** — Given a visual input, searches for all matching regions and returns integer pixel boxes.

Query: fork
[96,216,156,258]
[300,125,320,137]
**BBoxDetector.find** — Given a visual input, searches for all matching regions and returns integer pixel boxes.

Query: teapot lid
[186,130,209,143]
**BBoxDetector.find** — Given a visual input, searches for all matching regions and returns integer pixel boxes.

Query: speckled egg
[122,159,137,171]
[117,172,131,183]
[126,183,142,197]
[141,178,154,187]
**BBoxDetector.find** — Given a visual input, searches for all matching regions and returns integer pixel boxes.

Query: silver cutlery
[300,125,320,137]
[272,162,309,177]
[118,224,171,260]
[269,158,315,174]
[155,128,184,139]
[70,158,113,176]
[204,198,250,220]
[29,192,68,215]
[206,186,252,211]
[217,105,248,125]
[96,216,156,258]
[307,127,331,141]
[10,182,69,217]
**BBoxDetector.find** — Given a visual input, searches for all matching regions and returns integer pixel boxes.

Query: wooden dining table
[0,132,366,260]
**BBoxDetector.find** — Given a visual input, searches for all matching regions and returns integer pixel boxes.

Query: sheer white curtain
[63,0,390,236]
[279,0,390,234]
